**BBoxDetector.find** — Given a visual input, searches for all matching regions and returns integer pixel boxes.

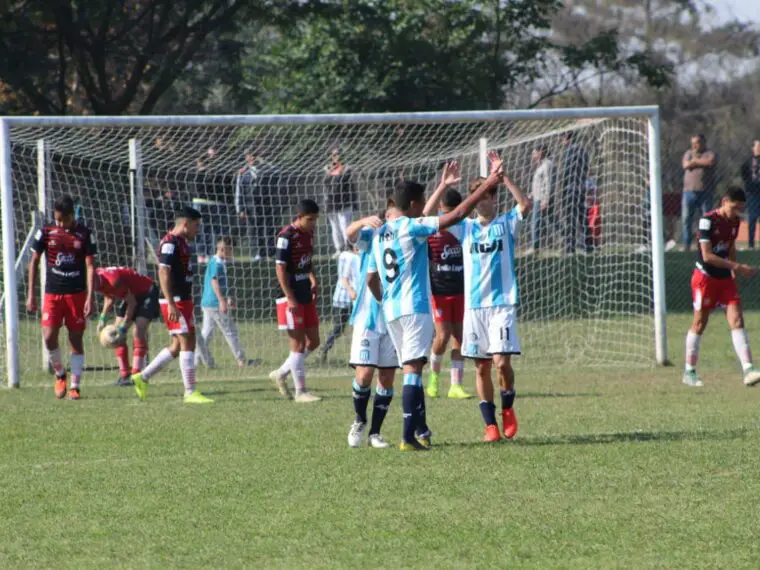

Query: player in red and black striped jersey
[94,267,159,385]
[131,206,213,404]
[684,186,760,387]
[269,199,322,403]
[27,195,97,400]
[421,162,472,400]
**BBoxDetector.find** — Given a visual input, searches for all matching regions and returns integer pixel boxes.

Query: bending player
[27,195,97,400]
[683,186,760,387]
[131,206,213,404]
[423,161,471,400]
[269,199,322,403]
[366,154,505,451]
[426,156,531,442]
[343,211,399,449]
[94,266,159,386]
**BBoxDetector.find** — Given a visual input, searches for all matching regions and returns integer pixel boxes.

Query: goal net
[0,110,664,387]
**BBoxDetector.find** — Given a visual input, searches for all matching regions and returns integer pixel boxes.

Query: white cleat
[743,366,760,387]
[269,369,293,400]
[368,433,390,449]
[682,370,703,387]
[294,390,322,403]
[348,421,366,448]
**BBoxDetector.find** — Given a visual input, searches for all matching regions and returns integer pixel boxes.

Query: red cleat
[502,408,518,439]
[54,377,67,400]
[68,388,81,401]
[483,424,501,443]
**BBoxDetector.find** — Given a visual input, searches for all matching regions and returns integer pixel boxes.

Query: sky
[712,0,758,25]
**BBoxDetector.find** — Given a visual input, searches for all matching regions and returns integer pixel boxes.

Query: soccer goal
[0,107,666,388]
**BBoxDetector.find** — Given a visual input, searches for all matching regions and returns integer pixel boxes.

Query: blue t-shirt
[201,255,228,309]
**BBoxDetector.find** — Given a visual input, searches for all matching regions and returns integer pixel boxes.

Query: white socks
[70,353,84,388]
[49,348,64,377]
[290,351,306,393]
[684,331,701,372]
[142,348,174,381]
[450,359,464,385]
[278,348,312,377]
[731,328,753,372]
[179,351,196,395]
[430,353,443,374]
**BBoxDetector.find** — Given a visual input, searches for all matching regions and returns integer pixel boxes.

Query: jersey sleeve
[409,216,440,240]
[31,227,46,254]
[275,234,291,265]
[697,216,712,243]
[207,260,219,281]
[367,243,379,274]
[446,220,467,242]
[159,240,177,267]
[505,206,523,236]
[352,227,374,251]
[85,229,97,257]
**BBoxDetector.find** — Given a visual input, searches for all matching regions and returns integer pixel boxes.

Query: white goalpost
[0,107,667,388]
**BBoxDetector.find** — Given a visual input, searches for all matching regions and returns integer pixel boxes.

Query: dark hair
[442,188,463,210]
[296,199,320,216]
[535,143,549,155]
[217,236,234,247]
[725,186,746,203]
[693,133,706,142]
[393,180,425,211]
[175,206,202,221]
[563,131,575,141]
[54,195,75,216]
[468,177,497,197]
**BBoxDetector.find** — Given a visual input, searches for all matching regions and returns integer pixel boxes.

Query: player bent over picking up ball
[683,186,760,387]
[131,207,213,404]
[95,266,159,386]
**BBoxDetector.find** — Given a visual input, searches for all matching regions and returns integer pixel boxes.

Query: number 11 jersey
[367,216,439,323]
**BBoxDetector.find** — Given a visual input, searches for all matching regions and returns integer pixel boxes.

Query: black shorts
[116,284,160,321]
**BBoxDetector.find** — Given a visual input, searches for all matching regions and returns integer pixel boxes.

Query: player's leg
[474,358,499,442]
[684,270,711,386]
[270,300,314,387]
[493,354,517,439]
[178,329,212,403]
[487,305,521,438]
[195,308,216,369]
[42,296,68,397]
[215,310,249,367]
[368,366,395,448]
[348,365,374,447]
[132,317,150,375]
[724,301,760,386]
[63,292,87,400]
[113,331,132,386]
[293,324,321,402]
[447,297,470,400]
[427,318,451,398]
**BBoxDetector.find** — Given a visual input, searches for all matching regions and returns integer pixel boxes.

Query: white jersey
[349,228,385,333]
[332,250,359,308]
[448,206,522,310]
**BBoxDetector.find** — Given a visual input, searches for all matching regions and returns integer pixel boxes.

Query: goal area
[0,108,667,388]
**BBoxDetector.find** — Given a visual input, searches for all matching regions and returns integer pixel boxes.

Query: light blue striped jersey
[448,207,523,309]
[367,216,439,323]
[349,228,385,333]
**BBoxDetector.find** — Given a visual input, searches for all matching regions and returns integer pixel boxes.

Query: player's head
[563,131,575,146]
[295,199,320,233]
[174,206,202,240]
[53,195,76,228]
[721,186,746,220]
[439,188,462,214]
[691,133,706,152]
[216,236,234,258]
[393,180,426,217]
[533,143,549,161]
[469,177,497,217]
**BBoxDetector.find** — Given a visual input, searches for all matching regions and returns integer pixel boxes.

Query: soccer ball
[99,324,126,349]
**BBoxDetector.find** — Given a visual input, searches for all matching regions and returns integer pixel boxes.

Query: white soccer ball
[99,324,125,349]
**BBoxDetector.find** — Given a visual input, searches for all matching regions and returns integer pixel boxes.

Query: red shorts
[432,294,465,324]
[41,292,87,332]
[691,269,741,312]
[276,298,319,331]
[159,299,195,335]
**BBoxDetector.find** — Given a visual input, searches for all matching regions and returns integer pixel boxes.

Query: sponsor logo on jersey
[55,252,77,266]
[470,240,504,254]
[440,244,462,260]
[297,254,312,269]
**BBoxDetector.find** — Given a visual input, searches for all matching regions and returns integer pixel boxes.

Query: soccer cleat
[682,370,703,387]
[399,440,429,451]
[184,391,214,404]
[348,421,366,448]
[415,430,432,449]
[239,358,261,368]
[294,390,321,403]
[426,372,440,398]
[743,366,760,387]
[54,377,67,400]
[484,424,501,443]
[68,388,81,401]
[115,375,133,387]
[502,408,518,439]
[269,369,293,400]
[447,384,473,400]
[132,372,148,401]
[368,434,391,449]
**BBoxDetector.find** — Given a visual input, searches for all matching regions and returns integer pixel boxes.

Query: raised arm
[438,151,503,230]
[423,161,461,215]
[503,171,532,217]
[344,215,383,244]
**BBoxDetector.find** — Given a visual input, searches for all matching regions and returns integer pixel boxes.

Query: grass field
[3,310,760,568]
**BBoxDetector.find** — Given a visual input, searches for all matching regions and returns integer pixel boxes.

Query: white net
[2,114,655,386]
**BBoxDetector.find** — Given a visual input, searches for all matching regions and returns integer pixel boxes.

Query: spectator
[741,139,760,249]
[323,147,357,259]
[528,143,555,255]
[681,134,717,251]
[235,150,281,261]
[561,131,590,256]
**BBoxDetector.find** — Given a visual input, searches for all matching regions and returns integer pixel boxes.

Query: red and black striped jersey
[96,267,153,299]
[428,230,464,296]
[275,224,313,304]
[696,209,740,280]
[31,222,97,294]
[158,233,194,300]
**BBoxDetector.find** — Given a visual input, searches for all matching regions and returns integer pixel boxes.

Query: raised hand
[488,150,504,175]
[363,215,384,229]
[440,160,461,187]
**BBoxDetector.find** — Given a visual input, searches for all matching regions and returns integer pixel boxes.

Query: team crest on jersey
[491,223,505,237]
[360,339,371,348]
[470,332,478,341]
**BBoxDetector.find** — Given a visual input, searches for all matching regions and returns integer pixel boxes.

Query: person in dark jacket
[561,131,590,256]
[323,147,358,259]
[741,139,760,249]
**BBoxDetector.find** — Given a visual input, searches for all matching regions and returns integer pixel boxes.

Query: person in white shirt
[528,143,555,255]
[319,245,360,362]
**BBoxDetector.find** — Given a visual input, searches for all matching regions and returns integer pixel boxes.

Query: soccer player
[426,161,532,442]
[196,237,258,369]
[423,161,471,400]
[683,186,760,387]
[26,195,97,400]
[94,266,159,386]
[269,199,322,403]
[131,206,213,404]
[366,154,505,451]
[318,243,360,363]
[343,211,399,449]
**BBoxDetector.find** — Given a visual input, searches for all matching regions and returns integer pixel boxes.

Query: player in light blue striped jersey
[425,163,531,443]
[367,154,505,451]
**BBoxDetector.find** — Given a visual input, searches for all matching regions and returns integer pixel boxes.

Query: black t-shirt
[31,223,97,294]
[696,210,739,279]
[158,233,195,300]
[275,224,314,305]
[428,230,464,296]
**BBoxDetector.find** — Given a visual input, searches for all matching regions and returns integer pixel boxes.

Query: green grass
[2,311,760,568]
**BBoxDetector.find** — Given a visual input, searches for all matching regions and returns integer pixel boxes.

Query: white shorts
[462,305,521,359]
[386,313,434,365]
[349,327,399,369]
